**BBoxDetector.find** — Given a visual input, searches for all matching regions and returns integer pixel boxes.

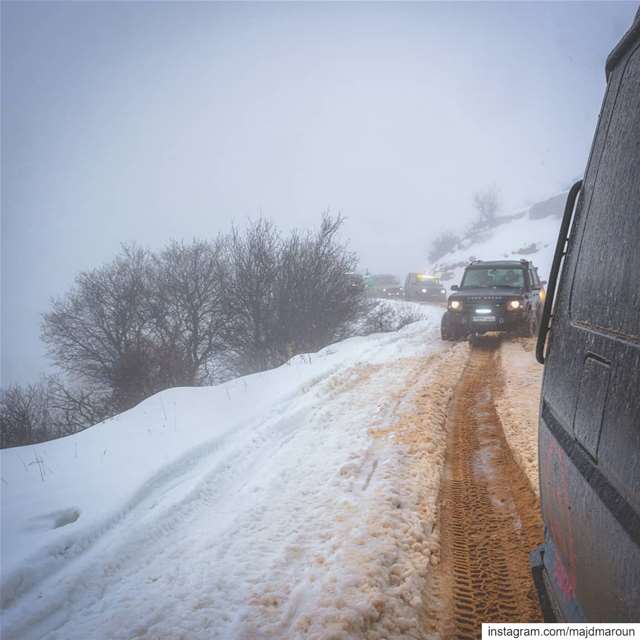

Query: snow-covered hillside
[432,191,568,286]
[1,304,467,640]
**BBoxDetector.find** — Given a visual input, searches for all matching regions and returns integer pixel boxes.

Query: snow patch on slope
[433,191,567,286]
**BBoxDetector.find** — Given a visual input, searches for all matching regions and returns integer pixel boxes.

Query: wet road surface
[423,337,543,638]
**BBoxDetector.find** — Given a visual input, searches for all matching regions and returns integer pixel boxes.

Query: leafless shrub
[428,231,460,263]
[0,382,52,448]
[47,377,112,435]
[394,304,425,329]
[219,219,281,374]
[42,245,156,412]
[0,377,113,449]
[361,302,398,334]
[221,214,366,374]
[41,241,233,413]
[150,239,228,386]
[276,215,367,354]
[360,302,424,335]
[37,214,366,427]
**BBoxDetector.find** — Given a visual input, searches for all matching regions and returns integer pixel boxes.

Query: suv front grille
[466,296,507,309]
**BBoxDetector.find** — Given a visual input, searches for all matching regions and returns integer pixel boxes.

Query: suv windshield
[461,268,525,289]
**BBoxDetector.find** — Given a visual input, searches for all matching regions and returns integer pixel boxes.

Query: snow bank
[1,303,463,640]
[347,298,440,337]
[495,338,543,496]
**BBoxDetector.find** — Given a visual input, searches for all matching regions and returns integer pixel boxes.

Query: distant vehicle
[440,259,544,341]
[531,12,640,623]
[345,272,365,293]
[365,274,403,299]
[404,273,446,302]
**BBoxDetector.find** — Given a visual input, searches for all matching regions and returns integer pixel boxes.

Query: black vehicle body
[531,12,640,622]
[404,273,446,302]
[441,260,544,340]
[366,274,404,299]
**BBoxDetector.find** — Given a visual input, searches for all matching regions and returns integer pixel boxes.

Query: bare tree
[221,219,282,373]
[276,214,364,354]
[221,214,364,373]
[150,239,228,386]
[472,186,501,231]
[36,216,369,429]
[0,382,52,447]
[42,245,157,412]
[47,377,112,435]
[0,376,113,448]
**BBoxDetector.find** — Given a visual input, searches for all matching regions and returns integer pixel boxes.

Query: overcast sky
[2,0,638,385]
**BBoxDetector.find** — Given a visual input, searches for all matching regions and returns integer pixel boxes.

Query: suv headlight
[507,299,522,311]
[449,300,462,311]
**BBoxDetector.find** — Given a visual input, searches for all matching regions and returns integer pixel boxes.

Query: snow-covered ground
[1,303,468,640]
[495,338,543,496]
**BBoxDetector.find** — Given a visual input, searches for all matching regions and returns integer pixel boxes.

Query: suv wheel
[519,314,537,338]
[441,314,451,341]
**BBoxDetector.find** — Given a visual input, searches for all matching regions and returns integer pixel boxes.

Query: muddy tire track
[424,338,543,638]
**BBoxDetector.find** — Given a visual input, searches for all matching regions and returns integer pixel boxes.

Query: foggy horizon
[2,0,638,386]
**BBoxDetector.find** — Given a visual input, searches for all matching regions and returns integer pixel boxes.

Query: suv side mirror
[451,284,459,291]
[541,280,548,286]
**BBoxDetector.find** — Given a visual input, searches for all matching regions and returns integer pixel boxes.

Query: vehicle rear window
[570,44,640,340]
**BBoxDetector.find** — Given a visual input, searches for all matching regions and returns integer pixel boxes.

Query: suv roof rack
[467,259,532,266]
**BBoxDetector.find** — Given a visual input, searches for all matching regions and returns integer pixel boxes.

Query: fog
[2,1,637,385]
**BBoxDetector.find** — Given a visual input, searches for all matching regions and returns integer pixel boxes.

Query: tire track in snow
[423,340,543,639]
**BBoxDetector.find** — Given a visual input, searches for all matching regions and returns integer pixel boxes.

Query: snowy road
[1,306,469,640]
[423,338,543,637]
